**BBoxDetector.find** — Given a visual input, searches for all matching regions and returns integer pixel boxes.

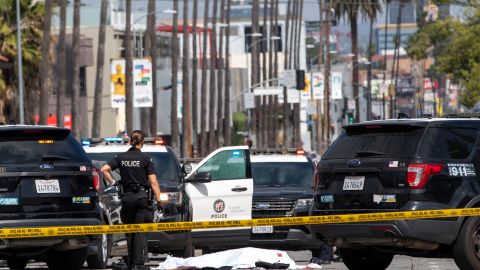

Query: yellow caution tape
[2,207,480,239]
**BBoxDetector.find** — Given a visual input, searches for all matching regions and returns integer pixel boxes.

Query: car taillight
[154,137,165,145]
[92,169,100,191]
[296,148,305,155]
[407,163,443,189]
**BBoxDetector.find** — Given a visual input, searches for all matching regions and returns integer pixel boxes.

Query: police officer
[101,130,162,270]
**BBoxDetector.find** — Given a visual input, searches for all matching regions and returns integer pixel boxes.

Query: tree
[125,0,133,135]
[251,0,259,146]
[71,0,81,138]
[332,0,383,122]
[39,0,52,125]
[148,0,158,136]
[0,1,43,124]
[192,0,199,151]
[224,0,232,145]
[216,0,226,147]
[56,0,67,127]
[316,0,324,153]
[208,0,218,151]
[182,0,191,157]
[171,0,179,152]
[282,0,292,148]
[92,0,109,137]
[200,0,210,156]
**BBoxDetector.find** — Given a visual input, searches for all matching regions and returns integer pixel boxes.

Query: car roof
[0,125,70,132]
[84,144,168,153]
[251,155,309,163]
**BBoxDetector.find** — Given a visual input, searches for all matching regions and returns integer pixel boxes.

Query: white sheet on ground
[154,247,303,269]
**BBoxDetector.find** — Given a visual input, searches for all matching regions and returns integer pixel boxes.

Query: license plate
[252,226,273,234]
[343,176,365,191]
[35,179,60,194]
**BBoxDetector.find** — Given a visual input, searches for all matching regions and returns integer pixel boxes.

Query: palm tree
[316,0,324,153]
[200,0,210,156]
[57,0,67,128]
[144,0,156,136]
[148,0,158,136]
[282,0,292,148]
[216,0,226,147]
[39,0,52,125]
[208,0,218,151]
[92,0,109,137]
[251,0,259,146]
[324,0,332,143]
[272,0,279,147]
[333,0,383,122]
[365,0,382,121]
[71,0,81,138]
[191,0,199,152]
[125,0,133,135]
[224,0,232,146]
[171,0,179,152]
[182,0,191,157]
[261,0,268,148]
[268,0,274,147]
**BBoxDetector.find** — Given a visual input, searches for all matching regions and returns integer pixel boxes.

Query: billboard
[110,58,153,108]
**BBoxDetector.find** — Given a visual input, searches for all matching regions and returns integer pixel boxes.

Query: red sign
[35,114,72,130]
[423,79,433,91]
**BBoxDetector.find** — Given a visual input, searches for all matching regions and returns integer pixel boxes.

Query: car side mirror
[185,172,212,183]
[182,163,192,175]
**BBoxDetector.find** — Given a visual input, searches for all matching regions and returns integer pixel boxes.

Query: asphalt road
[0,250,462,269]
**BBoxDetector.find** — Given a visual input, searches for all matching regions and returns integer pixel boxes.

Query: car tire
[6,258,28,270]
[87,234,112,269]
[172,231,194,258]
[339,248,393,270]
[453,216,480,270]
[46,247,88,270]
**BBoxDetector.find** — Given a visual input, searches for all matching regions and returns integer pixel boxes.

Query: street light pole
[16,0,25,124]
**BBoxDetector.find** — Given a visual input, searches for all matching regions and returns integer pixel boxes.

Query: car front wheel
[339,248,393,270]
[46,247,88,270]
[87,233,112,269]
[453,216,480,270]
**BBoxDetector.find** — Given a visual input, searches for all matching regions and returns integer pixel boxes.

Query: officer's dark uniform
[107,147,155,267]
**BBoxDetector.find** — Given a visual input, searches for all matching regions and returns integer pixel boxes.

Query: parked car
[83,137,193,262]
[311,118,480,270]
[248,148,323,256]
[0,126,102,270]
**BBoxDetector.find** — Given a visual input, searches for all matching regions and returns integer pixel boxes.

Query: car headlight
[160,192,182,205]
[295,199,313,210]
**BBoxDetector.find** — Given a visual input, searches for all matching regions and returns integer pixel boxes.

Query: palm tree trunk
[56,0,67,128]
[267,0,274,147]
[390,1,402,118]
[182,0,191,157]
[192,0,199,152]
[351,11,359,122]
[71,0,81,137]
[141,0,156,135]
[393,2,403,117]
[316,0,324,153]
[216,0,226,147]
[224,0,232,146]
[324,0,332,143]
[252,0,260,147]
[148,0,157,136]
[200,0,210,156]
[260,0,268,148]
[92,0,108,137]
[383,1,389,83]
[171,0,179,151]
[272,0,279,147]
[367,18,373,121]
[125,0,133,135]
[283,0,292,147]
[39,0,52,125]
[208,0,218,152]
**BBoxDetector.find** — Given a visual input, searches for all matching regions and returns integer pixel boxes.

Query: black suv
[0,126,102,270]
[312,118,480,270]
[84,140,192,262]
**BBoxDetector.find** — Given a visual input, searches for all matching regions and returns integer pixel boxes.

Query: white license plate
[35,179,60,194]
[343,176,365,191]
[252,226,273,234]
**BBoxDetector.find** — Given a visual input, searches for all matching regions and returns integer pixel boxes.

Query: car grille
[252,200,295,218]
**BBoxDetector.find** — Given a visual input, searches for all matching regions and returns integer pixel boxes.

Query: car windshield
[252,162,314,187]
[0,131,88,163]
[87,151,180,183]
[323,125,425,159]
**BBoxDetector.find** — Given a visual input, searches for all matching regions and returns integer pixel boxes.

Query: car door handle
[231,187,248,192]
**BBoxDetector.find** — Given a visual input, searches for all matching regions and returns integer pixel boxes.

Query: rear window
[252,162,314,187]
[323,125,425,159]
[0,130,88,163]
[87,152,180,183]
[418,127,478,159]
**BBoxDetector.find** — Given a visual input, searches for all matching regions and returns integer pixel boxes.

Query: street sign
[244,92,255,109]
[253,87,283,96]
[282,69,296,88]
[287,89,301,103]
[331,72,343,100]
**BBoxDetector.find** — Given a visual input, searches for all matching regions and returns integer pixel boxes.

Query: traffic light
[346,110,354,124]
[296,69,305,90]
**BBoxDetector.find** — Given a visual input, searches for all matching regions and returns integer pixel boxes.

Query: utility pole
[324,0,331,143]
[316,0,324,153]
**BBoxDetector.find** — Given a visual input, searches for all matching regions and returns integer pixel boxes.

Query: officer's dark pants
[120,190,153,267]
